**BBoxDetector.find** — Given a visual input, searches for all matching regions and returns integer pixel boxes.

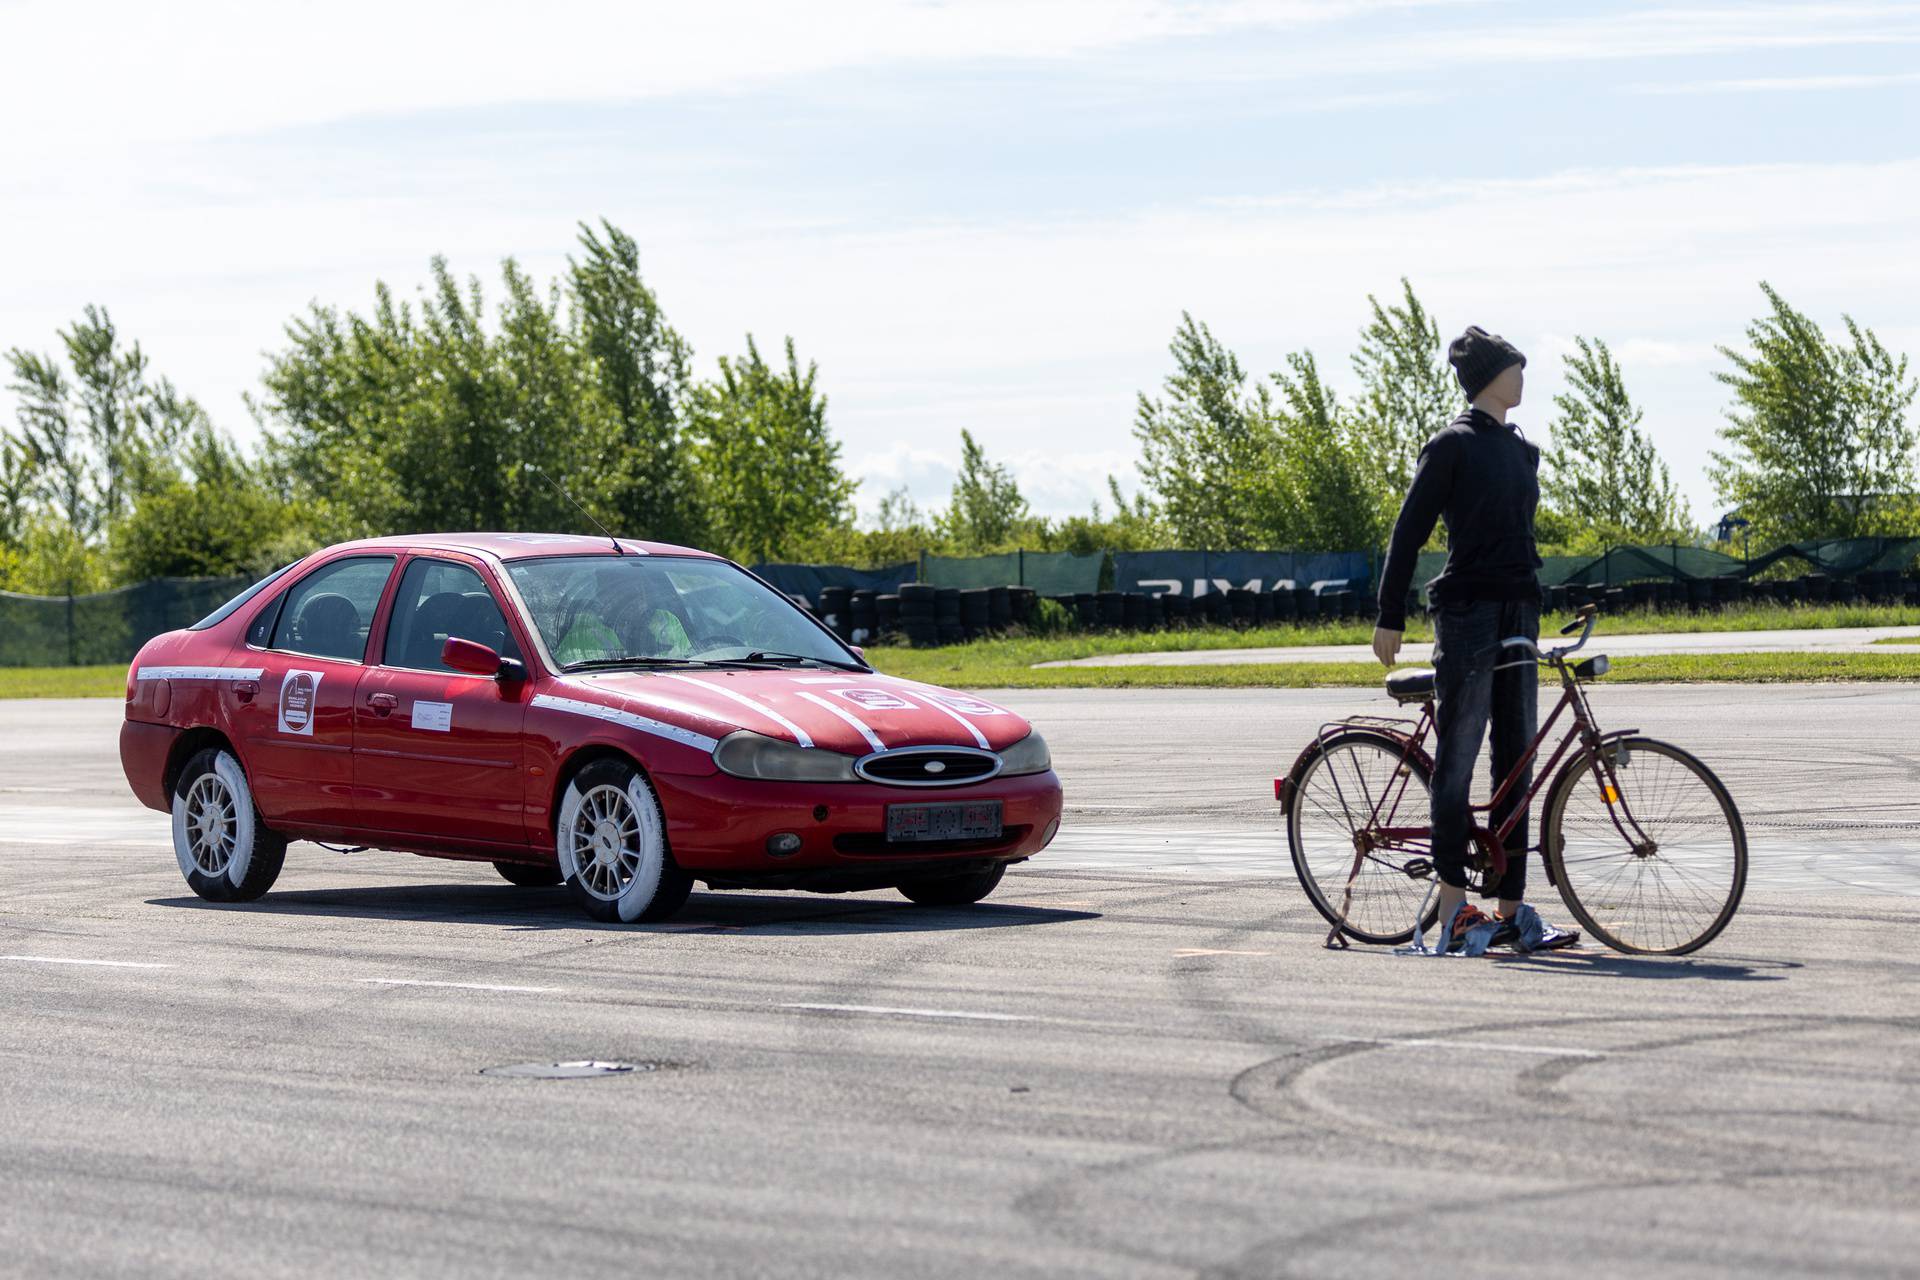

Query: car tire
[492,860,563,887]
[170,747,287,903]
[897,863,1006,907]
[555,758,692,923]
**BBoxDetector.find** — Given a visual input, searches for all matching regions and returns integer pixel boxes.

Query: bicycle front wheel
[1544,737,1746,955]
[1288,730,1436,945]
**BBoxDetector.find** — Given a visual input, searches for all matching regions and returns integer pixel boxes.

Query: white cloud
[1627,70,1920,94]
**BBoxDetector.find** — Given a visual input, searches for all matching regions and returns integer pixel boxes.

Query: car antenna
[525,464,624,556]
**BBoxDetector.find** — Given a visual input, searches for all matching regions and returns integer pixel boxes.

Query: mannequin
[1371,326,1578,952]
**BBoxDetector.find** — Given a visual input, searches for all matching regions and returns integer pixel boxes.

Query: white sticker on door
[278,669,324,736]
[412,700,453,732]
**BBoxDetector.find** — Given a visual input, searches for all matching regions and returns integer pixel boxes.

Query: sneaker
[1444,904,1495,954]
[1503,903,1582,953]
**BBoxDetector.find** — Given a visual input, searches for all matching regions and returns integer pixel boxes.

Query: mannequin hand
[1372,626,1403,667]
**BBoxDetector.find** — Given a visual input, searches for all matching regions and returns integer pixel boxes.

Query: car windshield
[506,555,859,671]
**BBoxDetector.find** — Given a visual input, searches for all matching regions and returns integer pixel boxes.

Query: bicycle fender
[1276,728,1433,817]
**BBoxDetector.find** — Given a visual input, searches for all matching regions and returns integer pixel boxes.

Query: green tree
[569,220,706,544]
[258,256,620,542]
[5,306,184,537]
[1351,278,1454,497]
[0,432,39,546]
[688,336,855,564]
[1543,337,1691,550]
[1265,351,1385,550]
[1710,283,1920,541]
[114,425,287,580]
[941,430,1029,551]
[1132,313,1276,547]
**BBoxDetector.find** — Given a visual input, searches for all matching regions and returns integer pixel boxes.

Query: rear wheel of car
[171,747,287,903]
[492,860,563,887]
[555,759,692,923]
[897,863,1006,906]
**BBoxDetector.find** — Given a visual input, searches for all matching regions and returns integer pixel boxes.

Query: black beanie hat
[1448,326,1526,400]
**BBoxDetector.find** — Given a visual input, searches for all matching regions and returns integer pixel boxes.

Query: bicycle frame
[1309,611,1657,896]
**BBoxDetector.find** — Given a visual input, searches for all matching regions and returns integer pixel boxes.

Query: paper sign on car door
[278,670,324,736]
[412,700,453,732]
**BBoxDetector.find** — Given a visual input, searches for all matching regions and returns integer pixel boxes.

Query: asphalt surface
[1041,623,1920,666]
[3,688,1918,1278]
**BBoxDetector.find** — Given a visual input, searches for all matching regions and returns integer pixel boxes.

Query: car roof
[324,533,728,563]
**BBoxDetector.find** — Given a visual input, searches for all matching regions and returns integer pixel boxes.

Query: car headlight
[713,731,857,782]
[998,731,1051,776]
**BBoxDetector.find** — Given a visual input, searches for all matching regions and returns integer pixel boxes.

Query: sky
[3,0,1918,531]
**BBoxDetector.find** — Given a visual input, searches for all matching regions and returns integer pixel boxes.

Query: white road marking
[780,1002,1035,1023]
[358,978,561,994]
[2,955,173,969]
[1333,1035,1608,1058]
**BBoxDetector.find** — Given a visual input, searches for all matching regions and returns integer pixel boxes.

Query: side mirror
[849,645,867,662]
[442,637,502,676]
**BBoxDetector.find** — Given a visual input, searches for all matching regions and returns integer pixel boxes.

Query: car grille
[834,827,1031,856]
[854,747,1002,787]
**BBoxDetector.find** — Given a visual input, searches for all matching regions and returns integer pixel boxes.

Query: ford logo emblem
[924,760,947,774]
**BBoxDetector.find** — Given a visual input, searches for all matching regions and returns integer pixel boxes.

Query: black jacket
[1375,406,1542,631]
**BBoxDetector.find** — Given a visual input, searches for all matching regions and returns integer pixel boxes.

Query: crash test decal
[928,692,1007,717]
[277,670,324,736]
[412,700,453,732]
[833,687,916,712]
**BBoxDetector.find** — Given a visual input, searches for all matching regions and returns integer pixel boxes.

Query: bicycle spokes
[1548,738,1746,955]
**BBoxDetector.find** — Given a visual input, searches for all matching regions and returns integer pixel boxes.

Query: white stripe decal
[530,694,719,752]
[135,665,264,681]
[796,691,885,752]
[659,673,813,748]
[913,696,990,749]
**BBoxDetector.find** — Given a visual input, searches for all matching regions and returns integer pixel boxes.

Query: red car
[120,534,1062,922]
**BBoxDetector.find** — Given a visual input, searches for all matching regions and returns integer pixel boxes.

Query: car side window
[383,559,523,672]
[267,556,396,663]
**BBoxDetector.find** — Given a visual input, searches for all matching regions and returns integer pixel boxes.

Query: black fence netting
[750,561,917,608]
[1743,536,1920,579]
[923,551,1105,595]
[0,576,250,668]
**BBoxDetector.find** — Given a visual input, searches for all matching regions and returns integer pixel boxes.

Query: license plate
[885,801,1003,844]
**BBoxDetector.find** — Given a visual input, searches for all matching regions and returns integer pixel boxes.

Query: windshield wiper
[721,650,865,671]
[560,656,712,673]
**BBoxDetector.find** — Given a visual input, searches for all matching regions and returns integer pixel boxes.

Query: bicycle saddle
[1385,668,1436,703]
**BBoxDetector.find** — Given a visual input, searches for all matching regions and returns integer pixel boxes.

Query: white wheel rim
[568,784,644,901]
[182,772,239,876]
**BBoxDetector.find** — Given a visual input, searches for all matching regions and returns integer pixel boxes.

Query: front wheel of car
[897,863,1006,907]
[171,747,287,902]
[555,759,692,923]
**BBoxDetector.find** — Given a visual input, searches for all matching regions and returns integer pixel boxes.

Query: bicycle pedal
[1401,858,1434,881]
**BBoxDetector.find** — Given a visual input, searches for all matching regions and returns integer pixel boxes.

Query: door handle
[234,680,258,703]
[367,692,399,716]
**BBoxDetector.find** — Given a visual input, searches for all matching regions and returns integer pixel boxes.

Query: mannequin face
[1481,363,1524,410]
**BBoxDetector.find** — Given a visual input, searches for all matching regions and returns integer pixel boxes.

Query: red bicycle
[1277,605,1747,955]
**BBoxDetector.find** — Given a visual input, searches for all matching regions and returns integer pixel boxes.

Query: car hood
[550,668,1032,756]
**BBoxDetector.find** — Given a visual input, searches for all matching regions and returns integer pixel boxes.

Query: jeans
[1429,597,1540,899]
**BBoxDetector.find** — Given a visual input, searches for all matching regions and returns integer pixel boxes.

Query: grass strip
[0,664,125,699]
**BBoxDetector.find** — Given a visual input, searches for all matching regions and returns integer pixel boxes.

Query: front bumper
[652,768,1063,882]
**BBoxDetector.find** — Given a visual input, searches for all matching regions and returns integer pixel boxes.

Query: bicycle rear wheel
[1287,731,1436,945]
[1544,737,1746,955]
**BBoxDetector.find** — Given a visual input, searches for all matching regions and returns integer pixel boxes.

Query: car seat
[293,593,362,660]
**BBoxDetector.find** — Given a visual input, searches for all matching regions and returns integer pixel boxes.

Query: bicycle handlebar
[1499,605,1597,666]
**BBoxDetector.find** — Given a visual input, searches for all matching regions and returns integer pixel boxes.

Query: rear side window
[383,559,522,671]
[189,563,293,631]
[268,556,396,663]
